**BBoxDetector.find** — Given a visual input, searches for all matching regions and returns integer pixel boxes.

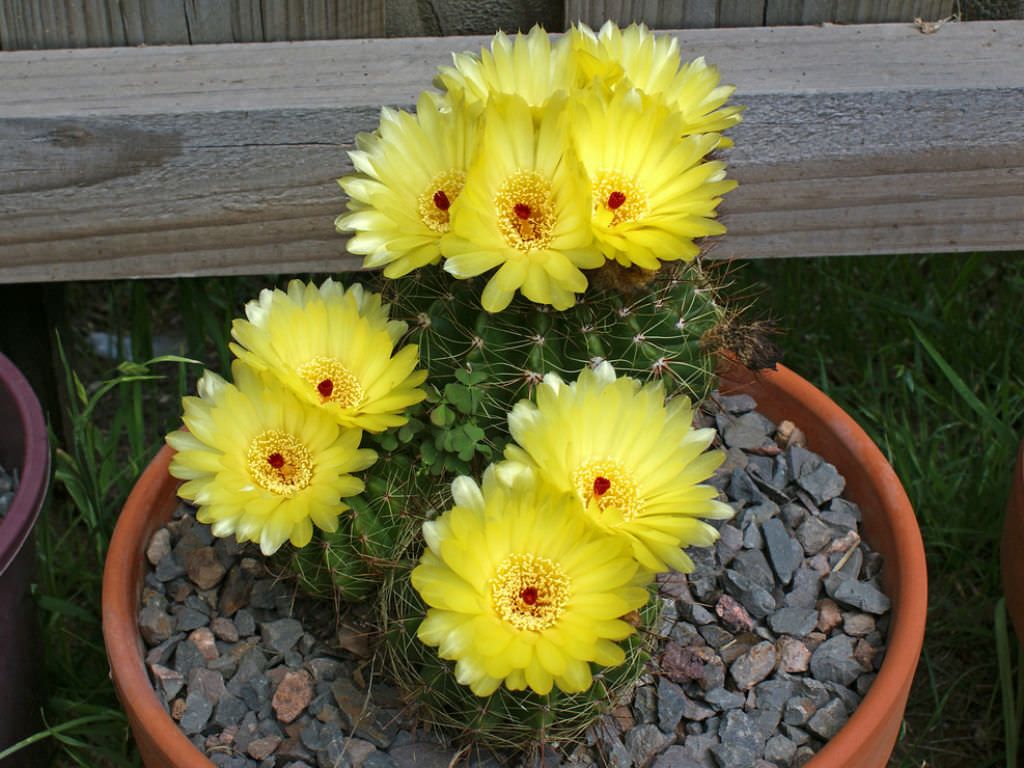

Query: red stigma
[520,587,539,605]
[514,203,532,220]
[267,453,285,469]
[433,190,451,211]
[607,191,626,210]
[593,476,611,497]
[317,378,334,398]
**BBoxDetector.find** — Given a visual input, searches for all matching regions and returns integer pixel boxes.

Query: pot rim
[0,351,50,576]
[103,362,927,767]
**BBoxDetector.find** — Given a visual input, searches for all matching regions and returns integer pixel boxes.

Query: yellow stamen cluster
[246,430,314,496]
[297,356,363,408]
[495,171,555,251]
[573,457,641,521]
[489,553,571,632]
[593,170,648,227]
[417,169,467,232]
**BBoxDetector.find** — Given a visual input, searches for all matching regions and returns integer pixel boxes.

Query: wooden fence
[0,0,959,49]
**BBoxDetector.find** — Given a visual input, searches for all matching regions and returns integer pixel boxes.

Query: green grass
[15,253,1024,765]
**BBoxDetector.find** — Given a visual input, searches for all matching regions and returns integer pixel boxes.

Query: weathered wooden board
[0,0,387,49]
[0,21,1021,282]
[566,0,954,26]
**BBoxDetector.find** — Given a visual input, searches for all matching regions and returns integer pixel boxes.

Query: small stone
[764,734,797,764]
[656,677,688,733]
[856,673,878,697]
[823,574,891,615]
[651,746,703,768]
[211,616,240,643]
[187,546,227,590]
[155,551,187,582]
[591,717,631,768]
[716,593,757,630]
[775,420,806,449]
[147,528,172,567]
[795,517,832,555]
[730,469,767,504]
[822,499,861,530]
[807,698,849,739]
[776,636,812,673]
[174,605,209,633]
[784,566,824,610]
[273,669,314,724]
[842,612,876,637]
[214,693,249,728]
[146,632,185,666]
[331,678,399,748]
[763,518,803,586]
[188,667,227,705]
[660,643,725,691]
[219,562,257,617]
[723,569,776,619]
[809,635,863,686]
[388,743,456,768]
[722,412,774,451]
[173,639,206,679]
[816,598,843,633]
[711,710,764,767]
[740,501,781,527]
[139,604,175,645]
[624,723,673,768]
[720,393,758,414]
[632,683,658,724]
[781,502,806,529]
[261,618,305,654]
[704,686,745,711]
[742,521,764,550]
[699,623,736,649]
[171,697,186,721]
[343,737,378,767]
[853,638,879,670]
[149,663,184,701]
[783,697,816,726]
[730,641,777,691]
[797,462,845,505]
[179,689,213,735]
[716,524,743,566]
[684,602,716,626]
[235,609,257,637]
[247,734,282,761]
[188,627,219,661]
[768,607,819,638]
[733,550,775,594]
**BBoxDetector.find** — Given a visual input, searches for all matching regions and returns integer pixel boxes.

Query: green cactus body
[380,262,726,460]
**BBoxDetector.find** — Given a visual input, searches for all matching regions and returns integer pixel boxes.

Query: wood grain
[0,21,1021,282]
[567,0,954,26]
[0,0,387,49]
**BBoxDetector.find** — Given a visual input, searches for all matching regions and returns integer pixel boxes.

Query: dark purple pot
[0,351,49,766]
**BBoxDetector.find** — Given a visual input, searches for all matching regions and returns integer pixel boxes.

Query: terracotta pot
[719,360,926,767]
[103,362,927,768]
[1001,442,1024,639]
[0,352,50,765]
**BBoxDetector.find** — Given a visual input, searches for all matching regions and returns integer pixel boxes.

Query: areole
[102,361,927,768]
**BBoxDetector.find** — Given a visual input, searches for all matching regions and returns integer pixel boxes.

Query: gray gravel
[0,462,19,517]
[139,393,890,767]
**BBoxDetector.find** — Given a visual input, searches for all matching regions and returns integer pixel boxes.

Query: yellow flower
[230,279,427,433]
[570,22,743,143]
[411,468,650,696]
[336,92,482,278]
[572,86,737,269]
[166,363,377,556]
[436,25,575,109]
[441,94,603,312]
[500,362,733,573]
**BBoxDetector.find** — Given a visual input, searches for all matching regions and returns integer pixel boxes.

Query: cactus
[378,261,729,464]
[379,554,662,752]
